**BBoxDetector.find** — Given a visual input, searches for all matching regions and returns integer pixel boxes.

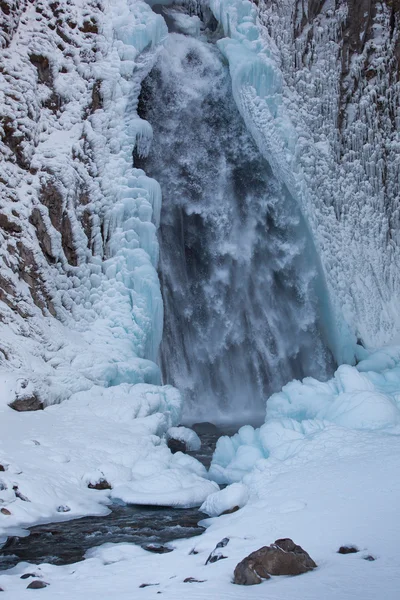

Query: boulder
[8,394,43,412]
[233,538,317,585]
[338,545,359,554]
[88,479,111,490]
[167,437,187,454]
[27,581,49,589]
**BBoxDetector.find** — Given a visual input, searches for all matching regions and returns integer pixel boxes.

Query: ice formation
[210,348,400,484]
[208,0,400,357]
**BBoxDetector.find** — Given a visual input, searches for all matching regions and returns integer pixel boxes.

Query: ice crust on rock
[167,427,201,452]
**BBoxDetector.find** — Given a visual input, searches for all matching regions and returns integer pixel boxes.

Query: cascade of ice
[136,7,334,424]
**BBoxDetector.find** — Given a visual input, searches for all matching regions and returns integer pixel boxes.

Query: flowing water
[0,427,220,570]
[137,7,334,424]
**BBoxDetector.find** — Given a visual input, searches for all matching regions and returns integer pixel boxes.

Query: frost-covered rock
[167,426,201,452]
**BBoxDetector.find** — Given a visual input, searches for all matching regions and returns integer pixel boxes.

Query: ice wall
[207,0,400,359]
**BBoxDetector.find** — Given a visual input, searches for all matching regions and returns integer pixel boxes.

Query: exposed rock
[0,464,5,471]
[57,505,71,513]
[233,538,317,585]
[139,583,159,588]
[338,545,359,554]
[8,394,44,412]
[20,573,38,580]
[221,505,240,515]
[13,485,30,502]
[167,437,187,454]
[88,478,111,490]
[0,508,11,515]
[205,537,229,565]
[143,544,173,554]
[183,577,206,583]
[0,213,22,234]
[192,422,220,435]
[27,580,49,589]
[363,555,376,561]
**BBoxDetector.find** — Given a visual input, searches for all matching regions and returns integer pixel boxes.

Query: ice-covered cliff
[0,0,168,404]
[209,0,400,360]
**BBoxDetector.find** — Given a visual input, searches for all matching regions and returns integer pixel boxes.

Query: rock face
[233,538,317,585]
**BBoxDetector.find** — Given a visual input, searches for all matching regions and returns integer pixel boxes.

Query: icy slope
[209,0,400,358]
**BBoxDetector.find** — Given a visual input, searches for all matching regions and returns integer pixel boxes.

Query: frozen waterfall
[136,8,334,424]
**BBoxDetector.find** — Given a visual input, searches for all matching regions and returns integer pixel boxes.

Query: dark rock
[205,537,229,565]
[221,505,240,515]
[338,545,359,554]
[233,538,317,585]
[0,213,22,234]
[88,479,111,490]
[363,555,376,561]
[0,464,5,471]
[167,437,187,454]
[0,508,11,515]
[192,422,220,435]
[183,577,206,583]
[13,486,30,502]
[0,587,3,591]
[8,394,44,412]
[27,580,49,589]
[139,583,159,588]
[143,544,173,554]
[57,505,71,513]
[21,574,37,580]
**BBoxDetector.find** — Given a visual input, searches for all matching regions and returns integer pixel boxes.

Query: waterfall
[136,9,334,425]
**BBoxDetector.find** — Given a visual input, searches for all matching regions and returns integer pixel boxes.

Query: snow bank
[210,350,400,484]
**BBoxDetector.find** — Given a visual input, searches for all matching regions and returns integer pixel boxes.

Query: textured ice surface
[210,347,400,484]
[209,0,400,357]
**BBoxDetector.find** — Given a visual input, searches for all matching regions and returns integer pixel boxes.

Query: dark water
[0,505,207,570]
[0,429,219,571]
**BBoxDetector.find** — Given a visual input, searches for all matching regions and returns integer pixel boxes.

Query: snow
[2,407,400,598]
[167,426,202,452]
[200,483,249,517]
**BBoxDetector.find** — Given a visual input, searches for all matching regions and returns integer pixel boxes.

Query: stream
[0,428,220,570]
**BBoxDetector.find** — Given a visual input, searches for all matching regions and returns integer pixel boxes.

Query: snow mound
[167,426,201,451]
[200,483,249,517]
[112,469,218,509]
